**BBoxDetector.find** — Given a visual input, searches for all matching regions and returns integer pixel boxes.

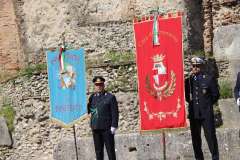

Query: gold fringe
[49,113,89,128]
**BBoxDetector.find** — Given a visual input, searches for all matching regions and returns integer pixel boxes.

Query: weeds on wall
[219,79,233,99]
[192,50,205,57]
[20,63,47,78]
[0,100,15,132]
[86,50,135,68]
[103,51,135,63]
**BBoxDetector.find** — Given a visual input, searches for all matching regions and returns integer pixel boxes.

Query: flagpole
[162,132,166,160]
[73,124,79,160]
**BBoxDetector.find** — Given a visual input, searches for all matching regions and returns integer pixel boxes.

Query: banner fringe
[140,126,188,134]
[50,113,89,128]
[133,11,184,24]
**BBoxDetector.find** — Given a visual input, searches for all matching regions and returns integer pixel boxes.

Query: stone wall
[212,0,240,28]
[2,0,238,78]
[0,0,24,80]
[201,0,240,55]
[211,0,240,84]
[6,0,189,68]
[1,0,239,78]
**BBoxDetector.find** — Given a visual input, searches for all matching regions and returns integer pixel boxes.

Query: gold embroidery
[143,98,181,121]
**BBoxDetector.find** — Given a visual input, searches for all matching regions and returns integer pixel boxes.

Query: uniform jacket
[234,72,240,101]
[185,72,220,119]
[87,91,119,130]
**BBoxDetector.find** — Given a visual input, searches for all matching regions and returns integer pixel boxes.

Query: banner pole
[73,124,79,160]
[162,131,166,160]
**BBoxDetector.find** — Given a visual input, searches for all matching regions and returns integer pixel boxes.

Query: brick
[0,0,24,78]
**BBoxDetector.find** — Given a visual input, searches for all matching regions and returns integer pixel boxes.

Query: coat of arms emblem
[59,64,76,89]
[146,54,176,100]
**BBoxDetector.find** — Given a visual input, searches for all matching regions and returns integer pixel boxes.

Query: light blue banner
[47,48,87,126]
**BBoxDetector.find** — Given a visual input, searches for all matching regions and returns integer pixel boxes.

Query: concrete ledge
[54,128,240,160]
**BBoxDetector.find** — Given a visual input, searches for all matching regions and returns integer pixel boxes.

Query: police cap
[92,76,105,84]
[191,57,204,65]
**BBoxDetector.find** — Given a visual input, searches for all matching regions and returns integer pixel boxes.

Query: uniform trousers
[92,129,116,160]
[189,117,219,160]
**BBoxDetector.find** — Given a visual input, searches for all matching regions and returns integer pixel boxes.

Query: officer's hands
[110,127,117,134]
[237,98,240,106]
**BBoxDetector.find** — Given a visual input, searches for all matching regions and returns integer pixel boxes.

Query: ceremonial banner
[47,48,87,126]
[134,13,186,131]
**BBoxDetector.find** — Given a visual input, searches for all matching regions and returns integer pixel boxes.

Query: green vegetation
[219,79,233,99]
[192,50,205,57]
[86,50,135,68]
[0,63,47,82]
[103,51,135,63]
[20,63,47,78]
[0,103,15,132]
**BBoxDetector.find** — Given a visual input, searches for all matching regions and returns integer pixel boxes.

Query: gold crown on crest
[152,54,165,62]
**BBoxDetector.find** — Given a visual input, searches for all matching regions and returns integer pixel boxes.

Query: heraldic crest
[145,54,176,101]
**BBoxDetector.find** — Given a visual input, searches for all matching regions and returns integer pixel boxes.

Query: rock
[0,117,12,146]
[218,98,240,128]
[213,24,240,60]
[213,24,240,85]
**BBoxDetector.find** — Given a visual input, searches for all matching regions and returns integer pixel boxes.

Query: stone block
[218,98,240,128]
[53,134,165,160]
[213,24,240,60]
[54,128,240,160]
[0,116,12,146]
[213,24,240,85]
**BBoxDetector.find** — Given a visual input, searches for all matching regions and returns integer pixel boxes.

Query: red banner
[134,13,186,131]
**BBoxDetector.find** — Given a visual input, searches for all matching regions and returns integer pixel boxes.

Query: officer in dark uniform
[185,57,220,160]
[234,72,240,111]
[87,76,119,160]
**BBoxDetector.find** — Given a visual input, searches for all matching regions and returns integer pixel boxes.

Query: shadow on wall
[184,0,204,53]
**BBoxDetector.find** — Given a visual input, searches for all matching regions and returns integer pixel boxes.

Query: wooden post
[162,132,166,160]
[73,125,79,160]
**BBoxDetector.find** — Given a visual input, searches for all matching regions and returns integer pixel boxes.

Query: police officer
[234,72,240,111]
[87,76,119,160]
[185,57,220,160]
